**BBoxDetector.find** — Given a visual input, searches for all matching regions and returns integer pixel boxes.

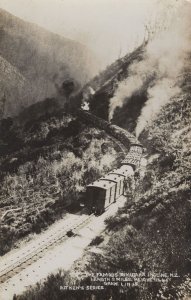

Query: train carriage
[86,180,117,214]
[86,165,135,214]
[110,165,134,179]
[101,173,124,199]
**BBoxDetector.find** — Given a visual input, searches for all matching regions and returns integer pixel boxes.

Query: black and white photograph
[0,0,190,299]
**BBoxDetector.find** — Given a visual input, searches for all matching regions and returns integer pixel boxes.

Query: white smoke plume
[109,0,191,136]
[81,86,95,111]
[109,75,144,121]
[136,79,181,136]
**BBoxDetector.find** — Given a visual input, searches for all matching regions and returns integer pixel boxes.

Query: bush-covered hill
[16,47,191,300]
[0,8,98,119]
[2,3,191,298]
[0,107,122,255]
[72,72,190,299]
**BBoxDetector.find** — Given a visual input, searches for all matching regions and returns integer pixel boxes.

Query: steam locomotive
[77,109,143,215]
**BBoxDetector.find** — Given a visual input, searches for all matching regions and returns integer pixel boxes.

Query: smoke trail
[81,86,95,111]
[136,79,181,136]
[109,75,144,121]
[109,0,191,135]
[135,2,191,136]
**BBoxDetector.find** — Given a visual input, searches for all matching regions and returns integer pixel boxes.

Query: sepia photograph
[0,0,190,299]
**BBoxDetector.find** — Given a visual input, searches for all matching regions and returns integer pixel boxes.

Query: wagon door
[110,184,117,203]
[105,188,111,208]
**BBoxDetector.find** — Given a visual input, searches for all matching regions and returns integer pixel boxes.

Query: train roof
[109,166,134,177]
[87,178,116,190]
[129,143,143,147]
[100,173,123,183]
[120,165,135,171]
[87,165,135,191]
[87,168,129,190]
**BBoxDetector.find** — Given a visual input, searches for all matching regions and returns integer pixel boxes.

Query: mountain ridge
[0,8,98,119]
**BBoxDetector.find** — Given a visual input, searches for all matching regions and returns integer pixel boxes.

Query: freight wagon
[86,165,134,214]
[77,109,143,215]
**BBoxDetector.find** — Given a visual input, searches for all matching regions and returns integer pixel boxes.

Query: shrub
[89,236,104,246]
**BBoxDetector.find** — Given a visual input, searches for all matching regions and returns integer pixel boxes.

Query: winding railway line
[0,109,143,289]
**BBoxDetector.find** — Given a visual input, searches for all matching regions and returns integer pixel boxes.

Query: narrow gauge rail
[0,214,93,284]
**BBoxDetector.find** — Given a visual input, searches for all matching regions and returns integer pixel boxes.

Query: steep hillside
[80,1,191,138]
[0,2,190,299]
[14,2,191,298]
[75,62,191,299]
[0,55,27,118]
[0,107,122,255]
[0,8,98,118]
[71,44,145,120]
[18,59,191,300]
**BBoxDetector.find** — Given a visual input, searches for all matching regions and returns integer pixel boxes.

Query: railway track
[0,213,93,284]
[0,111,141,287]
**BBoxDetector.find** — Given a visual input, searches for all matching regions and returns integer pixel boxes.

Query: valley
[0,2,190,299]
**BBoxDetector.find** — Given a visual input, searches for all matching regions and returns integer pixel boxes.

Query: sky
[0,0,184,68]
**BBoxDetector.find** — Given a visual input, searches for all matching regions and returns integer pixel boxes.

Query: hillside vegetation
[76,71,191,299]
[0,108,121,255]
[15,48,191,300]
[1,3,190,298]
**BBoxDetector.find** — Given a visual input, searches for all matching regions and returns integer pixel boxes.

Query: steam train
[77,109,142,149]
[86,144,143,215]
[77,109,143,215]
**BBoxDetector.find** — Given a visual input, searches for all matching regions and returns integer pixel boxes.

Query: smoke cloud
[109,75,144,121]
[109,0,191,136]
[136,79,181,136]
